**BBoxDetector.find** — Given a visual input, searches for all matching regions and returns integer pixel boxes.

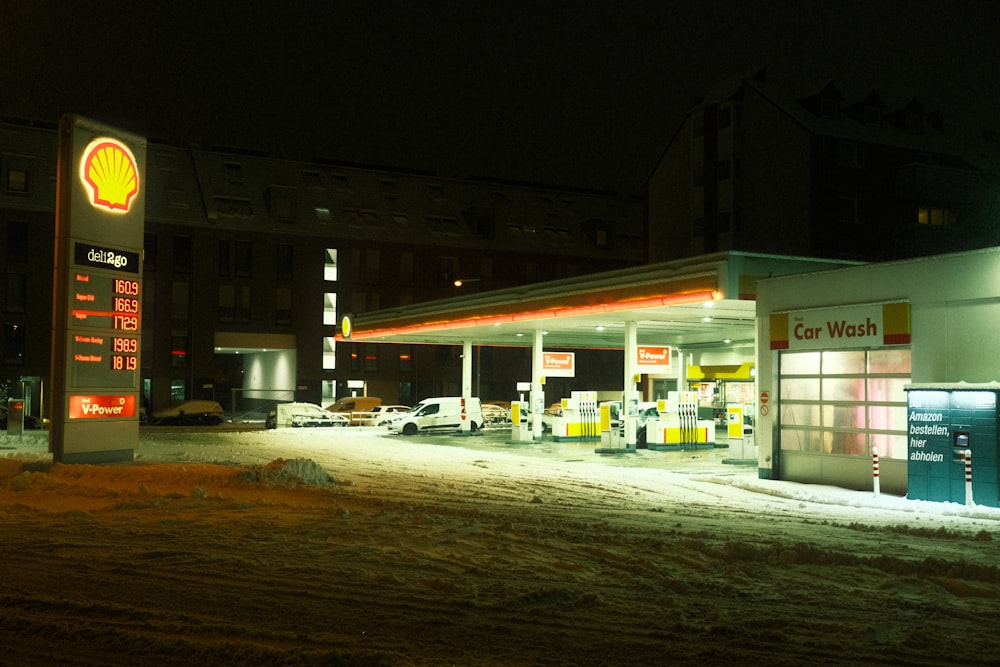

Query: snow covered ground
[1,426,998,665]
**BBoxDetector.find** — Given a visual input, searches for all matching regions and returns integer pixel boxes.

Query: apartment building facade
[647,69,1000,263]
[0,118,642,417]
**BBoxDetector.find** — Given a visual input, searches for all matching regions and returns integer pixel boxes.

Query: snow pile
[235,457,336,487]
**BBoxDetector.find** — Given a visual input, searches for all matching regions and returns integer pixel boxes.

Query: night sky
[2,0,997,194]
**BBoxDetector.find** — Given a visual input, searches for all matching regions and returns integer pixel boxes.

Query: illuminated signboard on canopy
[542,351,575,377]
[51,115,146,464]
[636,345,671,373]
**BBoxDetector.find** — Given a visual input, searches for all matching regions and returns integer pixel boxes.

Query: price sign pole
[51,115,146,463]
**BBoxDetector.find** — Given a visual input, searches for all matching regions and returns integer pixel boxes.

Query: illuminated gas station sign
[51,116,146,463]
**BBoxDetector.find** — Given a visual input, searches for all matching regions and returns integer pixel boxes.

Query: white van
[386,397,484,435]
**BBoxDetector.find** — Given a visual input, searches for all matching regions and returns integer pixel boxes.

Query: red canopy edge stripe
[340,288,719,341]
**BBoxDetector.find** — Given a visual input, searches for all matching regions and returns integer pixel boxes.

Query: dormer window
[863,105,881,125]
[905,112,924,134]
[820,96,839,118]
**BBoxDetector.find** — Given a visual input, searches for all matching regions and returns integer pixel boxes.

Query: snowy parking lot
[2,425,999,665]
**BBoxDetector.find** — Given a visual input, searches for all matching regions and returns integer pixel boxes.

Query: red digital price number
[111,354,138,371]
[113,315,139,331]
[112,337,138,353]
[114,296,139,313]
[114,278,140,296]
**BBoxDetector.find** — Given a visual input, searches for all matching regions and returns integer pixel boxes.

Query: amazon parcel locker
[905,385,1000,507]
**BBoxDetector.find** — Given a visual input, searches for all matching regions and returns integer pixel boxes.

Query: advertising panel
[542,351,575,377]
[636,345,671,373]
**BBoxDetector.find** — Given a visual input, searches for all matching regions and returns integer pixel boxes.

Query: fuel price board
[51,115,146,464]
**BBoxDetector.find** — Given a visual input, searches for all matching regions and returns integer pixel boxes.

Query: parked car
[150,400,224,425]
[364,404,410,426]
[326,396,383,425]
[480,403,510,425]
[267,402,350,428]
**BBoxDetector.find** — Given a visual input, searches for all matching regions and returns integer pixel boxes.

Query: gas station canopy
[337,252,859,349]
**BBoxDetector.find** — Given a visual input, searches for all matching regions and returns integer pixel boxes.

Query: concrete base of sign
[59,449,134,464]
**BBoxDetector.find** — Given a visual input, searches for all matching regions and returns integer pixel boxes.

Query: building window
[717,106,731,130]
[820,96,839,118]
[3,322,25,364]
[837,197,864,224]
[693,217,705,237]
[863,105,882,126]
[6,273,26,313]
[218,240,232,276]
[718,159,731,181]
[276,287,292,326]
[6,169,28,193]
[692,113,704,138]
[323,292,337,326]
[323,336,336,370]
[266,185,295,221]
[315,207,332,222]
[218,285,235,323]
[399,345,413,371]
[173,236,192,273]
[718,211,732,233]
[277,244,293,280]
[171,281,190,321]
[224,161,243,185]
[692,164,704,188]
[523,261,540,283]
[214,196,253,217]
[170,334,189,369]
[399,252,414,286]
[364,249,381,284]
[235,241,252,277]
[240,285,251,323]
[6,220,27,260]
[437,257,458,288]
[837,141,865,168]
[918,207,956,227]
[364,345,379,372]
[170,379,186,402]
[325,248,338,281]
[330,174,351,192]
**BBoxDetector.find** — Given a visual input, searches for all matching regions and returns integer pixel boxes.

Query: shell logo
[79,137,140,213]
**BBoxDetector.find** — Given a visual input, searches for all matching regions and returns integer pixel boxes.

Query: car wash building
[755,247,1000,503]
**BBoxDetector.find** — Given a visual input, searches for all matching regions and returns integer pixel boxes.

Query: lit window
[325,248,338,281]
[6,169,28,193]
[917,207,955,226]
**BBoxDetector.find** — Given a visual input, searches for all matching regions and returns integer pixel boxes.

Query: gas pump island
[50,115,146,463]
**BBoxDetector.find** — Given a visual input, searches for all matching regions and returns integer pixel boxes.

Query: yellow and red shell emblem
[79,137,140,213]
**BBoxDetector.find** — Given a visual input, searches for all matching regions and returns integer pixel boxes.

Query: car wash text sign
[770,302,910,350]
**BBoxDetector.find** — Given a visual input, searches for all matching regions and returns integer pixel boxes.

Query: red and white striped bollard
[872,445,880,498]
[965,448,974,506]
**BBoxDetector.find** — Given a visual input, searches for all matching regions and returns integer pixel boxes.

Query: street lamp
[453,278,481,287]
